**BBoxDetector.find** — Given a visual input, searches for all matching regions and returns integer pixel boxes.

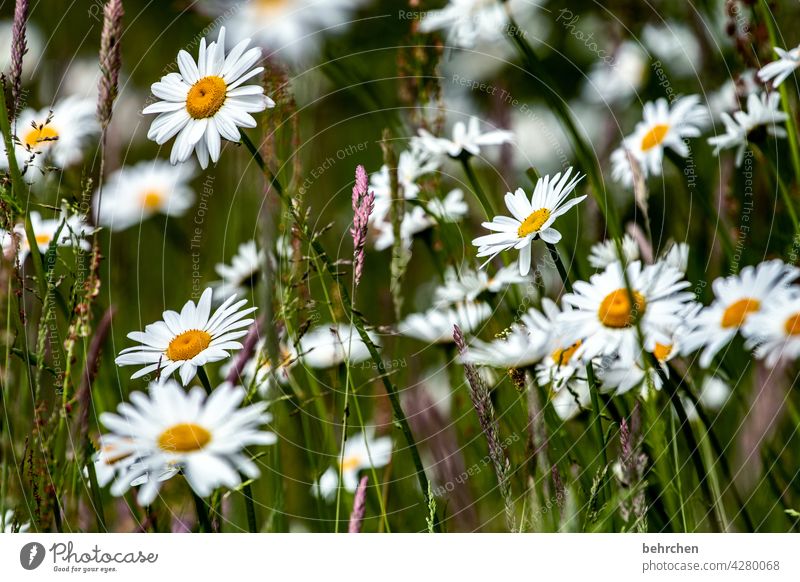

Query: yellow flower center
[721,298,760,329]
[551,340,581,366]
[24,125,59,148]
[517,208,551,238]
[340,454,361,472]
[158,423,211,453]
[653,342,674,362]
[186,76,227,119]
[166,329,212,361]
[784,313,800,336]
[34,233,52,246]
[141,190,163,210]
[257,0,289,11]
[640,123,670,151]
[598,288,647,328]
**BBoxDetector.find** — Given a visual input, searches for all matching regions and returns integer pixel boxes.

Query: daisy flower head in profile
[434,263,529,306]
[11,205,95,261]
[143,26,274,169]
[472,167,586,275]
[298,323,379,369]
[611,95,707,187]
[211,240,264,302]
[588,234,641,270]
[758,44,800,87]
[94,159,197,231]
[2,96,99,181]
[413,116,514,159]
[221,338,297,397]
[463,320,549,369]
[98,380,276,505]
[682,260,800,368]
[558,260,694,363]
[312,430,392,500]
[597,337,680,399]
[398,301,491,344]
[115,287,257,385]
[707,92,788,167]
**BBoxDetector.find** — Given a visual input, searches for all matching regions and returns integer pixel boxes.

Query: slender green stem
[546,242,572,293]
[197,366,213,394]
[668,404,688,532]
[241,131,441,532]
[242,483,258,532]
[192,491,212,533]
[459,154,497,218]
[649,356,722,532]
[585,363,610,507]
[85,450,107,531]
[759,0,800,189]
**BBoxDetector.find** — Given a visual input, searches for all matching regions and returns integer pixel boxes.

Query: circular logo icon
[19,542,46,570]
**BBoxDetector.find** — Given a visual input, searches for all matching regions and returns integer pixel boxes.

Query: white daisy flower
[143,26,274,169]
[372,189,468,251]
[1,509,30,533]
[549,379,591,421]
[298,323,378,369]
[369,147,440,223]
[708,70,760,120]
[419,0,510,49]
[707,92,788,167]
[198,0,368,67]
[681,260,799,368]
[583,41,647,104]
[611,95,707,186]
[559,260,694,363]
[434,263,529,306]
[115,287,257,385]
[413,116,513,159]
[312,430,392,500]
[758,45,800,87]
[2,96,99,181]
[211,240,264,302]
[398,301,491,344]
[463,321,549,369]
[472,167,586,275]
[642,22,702,78]
[94,160,197,231]
[743,287,800,366]
[10,207,95,261]
[98,380,276,505]
[588,234,640,270]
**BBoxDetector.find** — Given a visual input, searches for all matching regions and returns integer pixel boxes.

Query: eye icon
[19,542,46,570]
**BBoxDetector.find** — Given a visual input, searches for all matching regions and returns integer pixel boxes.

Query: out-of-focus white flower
[642,22,701,78]
[588,235,640,270]
[211,240,264,302]
[1,509,30,533]
[758,44,800,87]
[312,429,392,500]
[434,264,529,306]
[398,301,491,344]
[94,160,197,231]
[707,92,788,167]
[0,19,43,79]
[583,41,647,104]
[413,116,513,159]
[419,0,510,49]
[298,323,378,368]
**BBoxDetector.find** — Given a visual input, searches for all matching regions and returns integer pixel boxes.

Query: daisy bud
[350,165,374,288]
[10,0,29,117]
[97,0,124,129]
[348,476,368,533]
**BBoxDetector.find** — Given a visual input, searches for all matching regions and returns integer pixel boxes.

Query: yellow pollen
[166,329,212,361]
[141,190,163,210]
[551,340,582,366]
[340,454,361,472]
[721,298,760,329]
[24,125,59,148]
[158,423,211,453]
[640,123,670,151]
[784,313,800,336]
[517,208,551,238]
[598,288,647,328]
[653,342,673,362]
[186,76,227,119]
